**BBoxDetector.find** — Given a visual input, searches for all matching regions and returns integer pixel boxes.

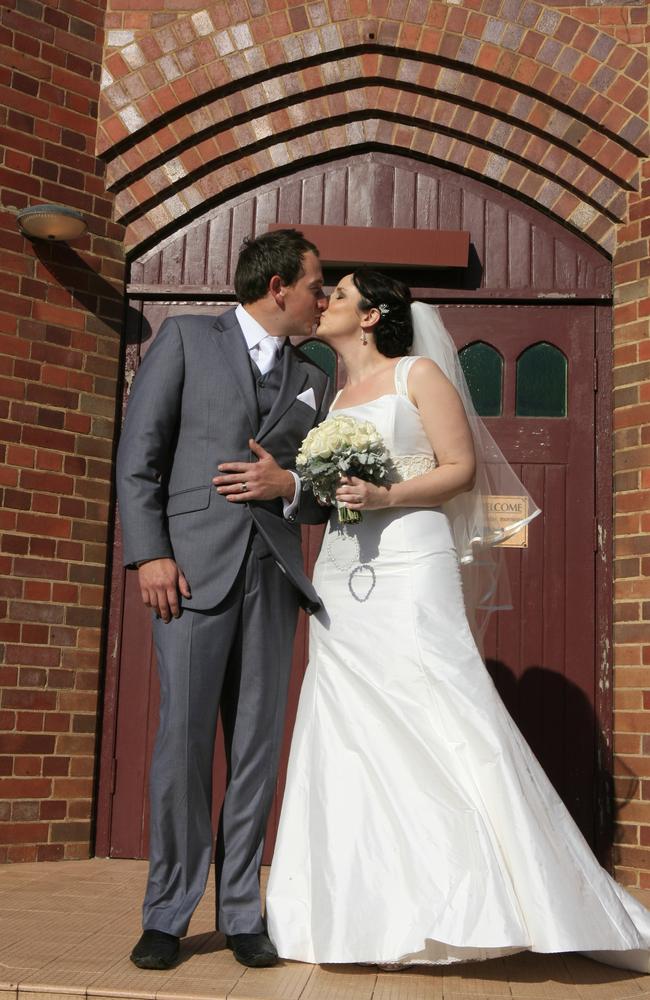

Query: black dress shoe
[226,931,278,967]
[130,929,180,969]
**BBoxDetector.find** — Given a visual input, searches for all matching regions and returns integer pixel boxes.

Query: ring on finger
[240,482,249,493]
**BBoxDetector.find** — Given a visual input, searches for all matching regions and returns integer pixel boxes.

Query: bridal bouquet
[296,414,391,523]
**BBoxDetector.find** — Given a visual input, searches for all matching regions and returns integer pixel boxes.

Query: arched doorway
[96,152,612,866]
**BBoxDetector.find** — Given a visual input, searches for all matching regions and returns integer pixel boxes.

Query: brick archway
[96,2,648,252]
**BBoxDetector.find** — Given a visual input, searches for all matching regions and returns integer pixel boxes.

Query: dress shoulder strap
[394,355,420,398]
[330,388,344,410]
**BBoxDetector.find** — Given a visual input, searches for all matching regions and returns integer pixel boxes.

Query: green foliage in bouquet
[296,414,392,523]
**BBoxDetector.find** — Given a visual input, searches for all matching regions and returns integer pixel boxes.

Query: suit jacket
[116,308,331,612]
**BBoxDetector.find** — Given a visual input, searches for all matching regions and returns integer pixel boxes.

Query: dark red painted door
[102,299,598,862]
[442,305,597,845]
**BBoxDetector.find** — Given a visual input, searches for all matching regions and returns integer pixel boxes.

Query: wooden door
[96,150,610,865]
[441,304,598,847]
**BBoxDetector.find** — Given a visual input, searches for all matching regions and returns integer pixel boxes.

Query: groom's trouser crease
[144,533,298,938]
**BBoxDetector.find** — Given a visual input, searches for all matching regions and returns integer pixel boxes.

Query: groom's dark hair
[235,229,320,304]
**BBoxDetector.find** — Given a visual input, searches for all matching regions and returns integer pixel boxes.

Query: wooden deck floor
[1,859,649,1000]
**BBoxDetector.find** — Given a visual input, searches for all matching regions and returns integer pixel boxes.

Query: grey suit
[116,308,330,937]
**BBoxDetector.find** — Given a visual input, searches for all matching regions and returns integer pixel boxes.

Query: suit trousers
[143,530,300,937]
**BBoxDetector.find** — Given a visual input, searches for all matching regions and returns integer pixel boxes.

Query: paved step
[0,860,648,1000]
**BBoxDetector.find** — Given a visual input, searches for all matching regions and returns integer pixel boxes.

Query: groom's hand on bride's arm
[137,558,191,623]
[213,439,296,503]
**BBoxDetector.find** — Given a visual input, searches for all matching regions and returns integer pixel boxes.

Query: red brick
[37,843,65,861]
[0,823,50,845]
[3,689,57,710]
[4,645,60,667]
[39,799,67,820]
[22,425,76,452]
[0,778,52,798]
[0,623,21,642]
[10,601,64,624]
[50,820,91,842]
[63,842,91,859]
[69,755,93,778]
[60,692,96,712]
[52,583,78,602]
[14,709,44,732]
[48,663,77,681]
[68,799,91,819]
[17,669,50,694]
[11,800,40,822]
[56,733,94,754]
[52,777,92,798]
[15,513,72,539]
[7,844,39,861]
[5,446,35,472]
[32,493,59,514]
[23,581,52,601]
[44,713,71,733]
[0,732,55,755]
[0,709,16,728]
[43,756,70,777]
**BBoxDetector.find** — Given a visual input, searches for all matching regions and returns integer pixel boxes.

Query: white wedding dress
[265,356,650,972]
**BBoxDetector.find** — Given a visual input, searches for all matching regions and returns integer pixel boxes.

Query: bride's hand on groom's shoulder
[335,475,391,512]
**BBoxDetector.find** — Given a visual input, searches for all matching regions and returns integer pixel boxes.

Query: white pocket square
[296,388,316,409]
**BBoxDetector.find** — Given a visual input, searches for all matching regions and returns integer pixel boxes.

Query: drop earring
[360,331,368,345]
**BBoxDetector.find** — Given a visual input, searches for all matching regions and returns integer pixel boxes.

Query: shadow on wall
[322,245,483,293]
[30,240,150,345]
[486,660,620,869]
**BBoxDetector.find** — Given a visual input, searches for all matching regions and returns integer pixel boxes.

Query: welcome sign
[485,496,530,548]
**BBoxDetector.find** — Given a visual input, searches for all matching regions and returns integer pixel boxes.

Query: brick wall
[0,0,124,860]
[612,158,650,887]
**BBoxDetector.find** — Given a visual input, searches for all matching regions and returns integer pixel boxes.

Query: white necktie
[253,335,279,376]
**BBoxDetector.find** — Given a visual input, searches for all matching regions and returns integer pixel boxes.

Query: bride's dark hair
[351,268,413,357]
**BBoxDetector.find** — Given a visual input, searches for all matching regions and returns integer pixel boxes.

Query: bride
[264,268,650,972]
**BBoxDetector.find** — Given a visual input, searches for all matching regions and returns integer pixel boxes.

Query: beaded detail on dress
[391,454,437,482]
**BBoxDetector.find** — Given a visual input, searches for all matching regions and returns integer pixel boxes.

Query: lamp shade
[17,204,87,241]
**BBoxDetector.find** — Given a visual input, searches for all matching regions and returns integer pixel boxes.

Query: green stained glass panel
[459,342,503,417]
[298,340,337,382]
[515,342,567,417]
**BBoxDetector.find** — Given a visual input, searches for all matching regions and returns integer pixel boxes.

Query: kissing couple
[117,228,650,974]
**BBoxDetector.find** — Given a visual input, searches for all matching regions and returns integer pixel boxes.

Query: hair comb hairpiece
[378,303,390,316]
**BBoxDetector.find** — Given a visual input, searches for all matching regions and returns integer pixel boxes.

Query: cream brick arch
[97,0,649,252]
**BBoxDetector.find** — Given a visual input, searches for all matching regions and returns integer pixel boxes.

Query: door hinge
[593,357,598,392]
[110,757,117,796]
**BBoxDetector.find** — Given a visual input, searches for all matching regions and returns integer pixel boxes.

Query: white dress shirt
[236,303,284,375]
[235,305,300,518]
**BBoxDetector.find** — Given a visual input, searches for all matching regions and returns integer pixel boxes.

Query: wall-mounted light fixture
[16,204,87,242]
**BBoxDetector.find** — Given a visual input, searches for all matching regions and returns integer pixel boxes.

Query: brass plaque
[485,496,529,548]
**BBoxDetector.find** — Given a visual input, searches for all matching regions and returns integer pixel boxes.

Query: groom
[116,229,331,970]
